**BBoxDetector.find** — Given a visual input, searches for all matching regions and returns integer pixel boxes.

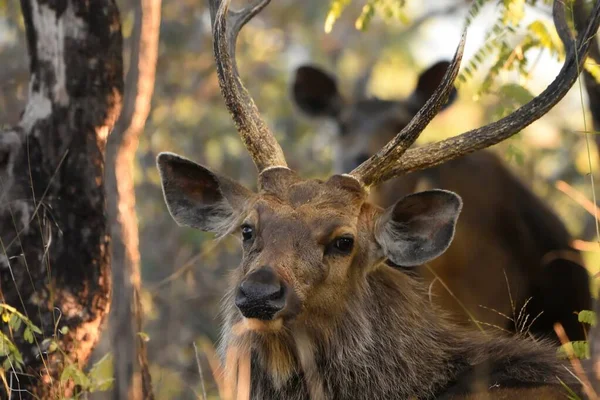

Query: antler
[208,0,287,171]
[351,0,600,187]
[359,0,600,185]
[350,30,466,186]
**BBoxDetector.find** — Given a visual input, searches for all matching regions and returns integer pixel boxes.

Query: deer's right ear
[375,190,462,267]
[292,65,344,118]
[156,152,253,233]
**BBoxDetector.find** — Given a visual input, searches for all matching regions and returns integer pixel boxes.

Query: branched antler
[208,0,287,172]
[349,0,600,186]
[377,0,600,181]
[206,0,600,187]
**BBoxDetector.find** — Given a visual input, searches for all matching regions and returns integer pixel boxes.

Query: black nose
[235,267,286,320]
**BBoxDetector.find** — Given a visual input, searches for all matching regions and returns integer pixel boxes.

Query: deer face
[292,62,457,173]
[158,153,461,331]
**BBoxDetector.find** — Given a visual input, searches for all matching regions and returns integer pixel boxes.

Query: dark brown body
[292,64,591,341]
[379,151,591,340]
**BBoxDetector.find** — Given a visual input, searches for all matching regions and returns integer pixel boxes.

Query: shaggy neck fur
[219,265,577,400]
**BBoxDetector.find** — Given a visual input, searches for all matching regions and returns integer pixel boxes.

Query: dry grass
[554,322,598,400]
[195,340,251,400]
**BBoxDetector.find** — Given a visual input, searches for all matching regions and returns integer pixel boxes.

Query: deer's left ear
[157,152,254,234]
[375,190,462,266]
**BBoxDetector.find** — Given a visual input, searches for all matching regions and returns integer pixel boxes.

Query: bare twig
[193,342,208,400]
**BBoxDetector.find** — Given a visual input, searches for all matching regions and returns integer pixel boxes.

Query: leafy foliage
[459,0,560,90]
[557,310,597,361]
[578,309,597,326]
[0,303,113,397]
[60,353,114,396]
[325,0,407,32]
[0,303,42,373]
[557,340,590,360]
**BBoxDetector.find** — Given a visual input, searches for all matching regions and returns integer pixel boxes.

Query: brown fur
[209,172,579,399]
[157,152,583,398]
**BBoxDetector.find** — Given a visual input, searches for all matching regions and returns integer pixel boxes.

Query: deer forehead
[257,170,367,205]
[249,201,360,239]
[242,173,370,238]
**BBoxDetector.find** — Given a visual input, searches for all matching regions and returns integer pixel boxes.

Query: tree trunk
[105,0,160,398]
[0,0,122,398]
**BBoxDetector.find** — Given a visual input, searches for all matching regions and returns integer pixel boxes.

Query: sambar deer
[158,0,600,398]
[291,63,591,341]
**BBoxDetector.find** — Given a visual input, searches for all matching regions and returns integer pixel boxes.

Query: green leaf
[88,353,115,392]
[557,340,590,360]
[466,0,494,27]
[578,310,597,326]
[22,327,33,344]
[503,0,525,26]
[61,364,91,389]
[1,313,9,323]
[324,0,351,33]
[137,332,150,343]
[8,314,21,332]
[28,322,42,335]
[355,3,375,31]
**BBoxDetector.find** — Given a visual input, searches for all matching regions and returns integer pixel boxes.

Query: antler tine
[208,0,287,172]
[383,0,600,180]
[350,29,466,187]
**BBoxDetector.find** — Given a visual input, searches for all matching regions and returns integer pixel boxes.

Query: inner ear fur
[156,152,253,234]
[375,190,462,267]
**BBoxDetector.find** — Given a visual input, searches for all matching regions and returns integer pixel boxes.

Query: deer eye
[241,225,254,242]
[331,236,354,255]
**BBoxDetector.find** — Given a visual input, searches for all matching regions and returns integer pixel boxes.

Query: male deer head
[158,0,600,397]
[159,0,466,328]
[159,154,461,321]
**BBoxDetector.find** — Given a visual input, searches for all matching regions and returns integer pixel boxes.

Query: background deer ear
[407,61,458,113]
[156,152,253,234]
[292,65,344,118]
[376,190,462,266]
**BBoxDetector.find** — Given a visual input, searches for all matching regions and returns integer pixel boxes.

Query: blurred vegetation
[1,0,599,398]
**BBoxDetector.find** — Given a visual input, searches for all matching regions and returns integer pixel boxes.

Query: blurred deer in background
[291,60,591,343]
[157,0,600,398]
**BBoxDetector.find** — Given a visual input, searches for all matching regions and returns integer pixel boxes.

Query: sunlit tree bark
[0,0,122,397]
[105,0,161,398]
